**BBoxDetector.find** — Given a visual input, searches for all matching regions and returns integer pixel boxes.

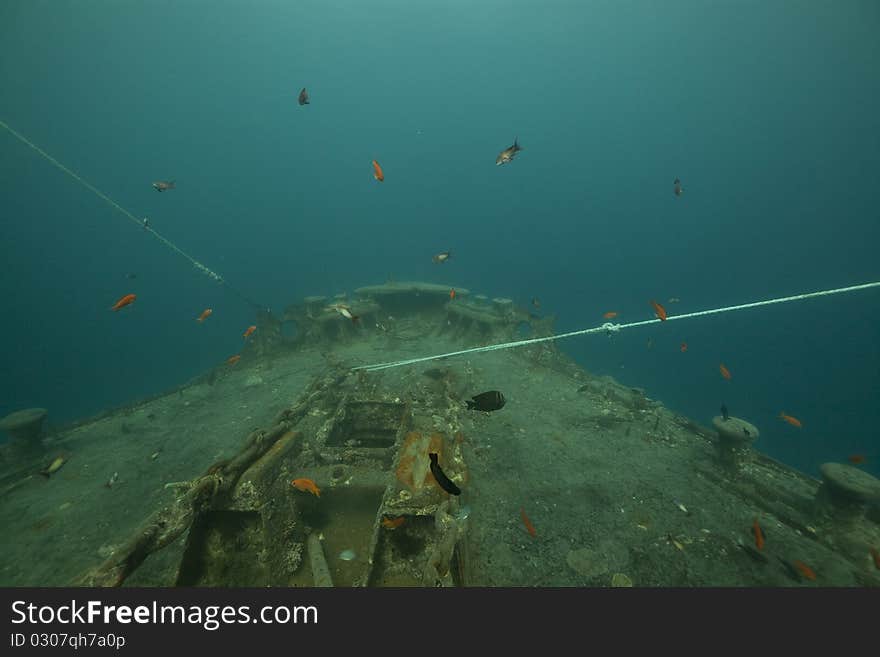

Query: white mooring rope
[353,280,880,373]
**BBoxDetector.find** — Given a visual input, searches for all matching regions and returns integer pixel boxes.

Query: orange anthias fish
[779,412,802,428]
[449,288,456,301]
[291,478,321,497]
[226,354,241,366]
[243,325,257,339]
[680,342,688,352]
[381,516,405,530]
[752,518,765,551]
[520,507,537,538]
[848,454,866,465]
[650,300,667,321]
[793,560,816,581]
[111,293,137,311]
[196,308,212,323]
[603,311,618,320]
[372,160,384,182]
[719,363,732,380]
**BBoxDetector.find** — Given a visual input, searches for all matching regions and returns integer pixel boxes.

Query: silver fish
[152,180,175,192]
[329,303,359,323]
[496,137,522,166]
[432,251,451,264]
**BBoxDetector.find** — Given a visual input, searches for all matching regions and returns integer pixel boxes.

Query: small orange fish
[719,363,732,380]
[520,507,537,538]
[870,547,880,570]
[650,300,667,321]
[752,518,765,551]
[450,288,456,301]
[291,478,321,497]
[680,342,688,352]
[243,325,256,339]
[111,293,136,311]
[779,412,802,428]
[848,454,866,465]
[603,311,618,320]
[196,308,213,323]
[226,354,241,366]
[793,560,816,581]
[381,516,405,529]
[372,160,384,182]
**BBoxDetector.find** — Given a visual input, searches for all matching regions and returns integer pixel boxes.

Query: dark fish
[737,541,769,564]
[152,180,175,192]
[466,390,506,412]
[298,87,309,105]
[743,428,751,437]
[429,453,461,495]
[496,137,522,166]
[673,177,683,197]
[776,556,803,582]
[531,297,540,309]
[721,403,729,421]
[125,272,137,280]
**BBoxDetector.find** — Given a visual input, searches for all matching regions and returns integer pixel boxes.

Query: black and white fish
[466,390,506,412]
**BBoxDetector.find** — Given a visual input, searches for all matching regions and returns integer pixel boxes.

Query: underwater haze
[1,0,878,479]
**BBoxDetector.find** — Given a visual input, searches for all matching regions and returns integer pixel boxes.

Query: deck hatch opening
[326,401,406,448]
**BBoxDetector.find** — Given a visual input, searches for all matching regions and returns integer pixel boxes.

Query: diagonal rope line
[353,280,880,372]
[2,118,230,288]
[1,118,268,309]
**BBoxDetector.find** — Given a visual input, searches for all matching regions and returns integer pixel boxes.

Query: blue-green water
[1,1,878,478]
